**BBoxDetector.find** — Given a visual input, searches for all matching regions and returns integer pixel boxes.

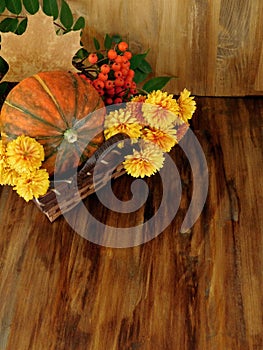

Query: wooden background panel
[255,47,263,91]
[216,0,263,95]
[67,0,263,96]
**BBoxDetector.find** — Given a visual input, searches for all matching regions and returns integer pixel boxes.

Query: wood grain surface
[67,0,263,96]
[0,97,262,349]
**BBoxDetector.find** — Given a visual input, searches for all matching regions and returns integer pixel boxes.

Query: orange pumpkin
[0,71,105,177]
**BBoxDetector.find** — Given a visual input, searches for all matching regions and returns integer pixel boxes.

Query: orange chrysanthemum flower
[142,126,177,152]
[131,95,147,103]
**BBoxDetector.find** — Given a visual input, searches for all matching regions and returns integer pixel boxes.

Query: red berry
[111,62,121,71]
[118,41,128,52]
[98,72,108,81]
[114,97,123,104]
[115,78,124,87]
[127,69,135,78]
[108,49,117,60]
[115,87,125,96]
[88,53,98,64]
[121,60,130,69]
[106,88,115,96]
[105,80,114,89]
[105,97,113,105]
[79,74,91,84]
[115,55,123,64]
[124,80,132,89]
[124,51,132,59]
[100,64,110,74]
[114,71,122,78]
[121,68,129,77]
[93,79,105,89]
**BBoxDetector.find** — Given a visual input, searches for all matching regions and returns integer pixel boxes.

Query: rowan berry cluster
[78,40,138,105]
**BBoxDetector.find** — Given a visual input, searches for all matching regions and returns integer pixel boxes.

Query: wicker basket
[34,133,132,222]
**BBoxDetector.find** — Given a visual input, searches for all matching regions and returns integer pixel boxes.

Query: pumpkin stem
[64,129,78,143]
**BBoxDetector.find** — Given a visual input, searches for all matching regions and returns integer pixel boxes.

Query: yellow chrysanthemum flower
[131,95,147,103]
[0,140,6,154]
[14,169,50,202]
[104,108,142,140]
[126,101,145,125]
[0,165,19,186]
[145,90,179,113]
[175,123,190,142]
[0,140,6,166]
[142,90,179,129]
[177,88,196,123]
[0,141,18,186]
[131,95,146,102]
[6,135,45,174]
[142,126,177,152]
[0,163,7,185]
[123,141,164,178]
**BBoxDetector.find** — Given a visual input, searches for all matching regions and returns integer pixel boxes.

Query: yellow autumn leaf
[0,9,81,82]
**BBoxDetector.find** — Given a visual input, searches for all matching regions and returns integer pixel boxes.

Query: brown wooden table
[0,97,262,349]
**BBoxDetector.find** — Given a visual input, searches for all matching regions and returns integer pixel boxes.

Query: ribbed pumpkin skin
[0,71,105,176]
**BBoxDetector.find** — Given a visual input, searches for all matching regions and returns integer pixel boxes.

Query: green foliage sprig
[0,0,174,98]
[0,0,85,33]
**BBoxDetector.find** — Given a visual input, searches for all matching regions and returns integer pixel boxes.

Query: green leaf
[139,59,152,74]
[0,18,19,32]
[74,47,88,59]
[93,37,100,50]
[22,0,39,14]
[0,81,8,95]
[112,34,122,44]
[43,0,59,20]
[73,16,85,31]
[60,0,73,29]
[0,1,6,14]
[97,52,105,62]
[130,52,148,70]
[0,56,9,74]
[142,76,175,93]
[6,0,22,14]
[15,17,27,34]
[104,34,112,50]
[133,69,149,84]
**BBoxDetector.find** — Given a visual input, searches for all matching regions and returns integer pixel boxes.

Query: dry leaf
[0,9,81,82]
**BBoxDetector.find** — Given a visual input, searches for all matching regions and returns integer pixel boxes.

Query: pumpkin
[0,71,105,177]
